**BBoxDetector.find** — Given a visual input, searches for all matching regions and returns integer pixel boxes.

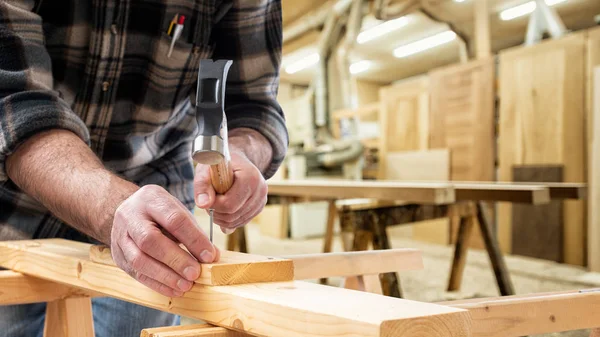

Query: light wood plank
[43,297,95,337]
[89,245,294,286]
[589,66,600,271]
[0,239,472,337]
[0,270,97,305]
[268,180,456,204]
[498,33,587,263]
[142,324,248,337]
[452,182,550,204]
[284,249,423,280]
[441,289,600,337]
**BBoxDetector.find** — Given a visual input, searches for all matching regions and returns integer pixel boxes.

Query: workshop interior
[3,0,600,336]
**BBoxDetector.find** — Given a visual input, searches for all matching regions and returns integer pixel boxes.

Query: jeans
[0,297,180,337]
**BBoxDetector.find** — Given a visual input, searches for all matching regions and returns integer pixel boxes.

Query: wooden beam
[267,180,456,204]
[589,66,600,271]
[474,0,491,59]
[440,289,600,337]
[43,297,95,337]
[141,324,248,337]
[89,245,294,286]
[0,239,472,337]
[0,270,97,305]
[452,183,550,204]
[283,249,424,280]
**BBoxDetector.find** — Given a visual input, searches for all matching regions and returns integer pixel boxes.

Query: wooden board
[498,32,587,265]
[385,149,450,181]
[0,270,97,305]
[429,58,496,250]
[589,66,600,271]
[0,239,472,337]
[587,28,600,271]
[142,324,248,337]
[452,183,550,204]
[429,58,495,183]
[89,245,294,286]
[441,289,600,337]
[284,249,424,279]
[511,165,564,262]
[378,75,430,179]
[268,180,456,204]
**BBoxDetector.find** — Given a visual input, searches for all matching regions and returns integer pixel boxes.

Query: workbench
[263,179,587,297]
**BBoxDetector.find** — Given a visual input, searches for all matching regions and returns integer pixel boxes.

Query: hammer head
[193,59,233,165]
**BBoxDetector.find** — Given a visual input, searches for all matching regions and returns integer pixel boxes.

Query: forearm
[228,127,273,174]
[5,129,138,244]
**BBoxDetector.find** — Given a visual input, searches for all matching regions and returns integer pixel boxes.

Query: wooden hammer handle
[209,157,234,194]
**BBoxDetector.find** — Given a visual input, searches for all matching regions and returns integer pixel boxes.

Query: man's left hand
[193,128,272,233]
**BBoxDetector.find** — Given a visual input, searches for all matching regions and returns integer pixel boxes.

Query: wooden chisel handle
[209,157,234,194]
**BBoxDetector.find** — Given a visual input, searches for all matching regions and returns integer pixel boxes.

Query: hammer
[192,59,234,242]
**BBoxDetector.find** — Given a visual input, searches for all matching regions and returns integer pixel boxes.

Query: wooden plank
[142,324,248,337]
[268,180,456,204]
[451,181,586,200]
[285,249,423,280]
[89,245,294,286]
[0,239,472,337]
[452,183,550,204]
[498,32,587,264]
[385,149,450,181]
[0,270,98,305]
[43,297,95,337]
[378,75,430,179]
[440,289,600,337]
[590,66,600,271]
[511,165,563,262]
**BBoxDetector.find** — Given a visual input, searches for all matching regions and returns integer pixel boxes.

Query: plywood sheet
[511,165,563,263]
[378,75,430,179]
[429,58,496,250]
[498,32,587,265]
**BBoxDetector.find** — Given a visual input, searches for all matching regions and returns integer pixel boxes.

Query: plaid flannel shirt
[0,0,288,241]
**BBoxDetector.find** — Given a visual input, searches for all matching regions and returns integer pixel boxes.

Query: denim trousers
[0,294,180,337]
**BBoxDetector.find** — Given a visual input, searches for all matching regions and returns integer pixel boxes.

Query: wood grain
[589,66,600,271]
[441,289,600,337]
[142,324,249,337]
[0,270,97,305]
[511,165,563,262]
[43,297,95,337]
[429,58,495,250]
[498,32,587,265]
[285,249,423,280]
[378,75,430,179]
[0,239,472,337]
[268,179,456,204]
[89,245,294,286]
[210,159,234,194]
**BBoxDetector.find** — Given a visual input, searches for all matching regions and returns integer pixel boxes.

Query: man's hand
[111,185,219,297]
[193,128,272,232]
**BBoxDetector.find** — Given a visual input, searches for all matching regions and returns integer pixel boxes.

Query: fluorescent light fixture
[349,60,372,74]
[500,0,567,21]
[393,31,457,58]
[454,0,466,2]
[357,16,409,44]
[284,53,320,74]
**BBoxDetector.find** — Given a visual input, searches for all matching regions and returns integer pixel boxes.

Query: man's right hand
[111,184,219,297]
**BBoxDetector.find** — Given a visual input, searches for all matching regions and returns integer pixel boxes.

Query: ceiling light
[454,0,466,2]
[500,0,567,21]
[349,60,372,74]
[393,31,457,58]
[357,16,409,44]
[284,53,320,74]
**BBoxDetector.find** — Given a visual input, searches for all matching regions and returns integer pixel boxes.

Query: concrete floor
[181,211,600,336]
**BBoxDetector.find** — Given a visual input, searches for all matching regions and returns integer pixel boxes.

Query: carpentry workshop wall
[260,0,600,264]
